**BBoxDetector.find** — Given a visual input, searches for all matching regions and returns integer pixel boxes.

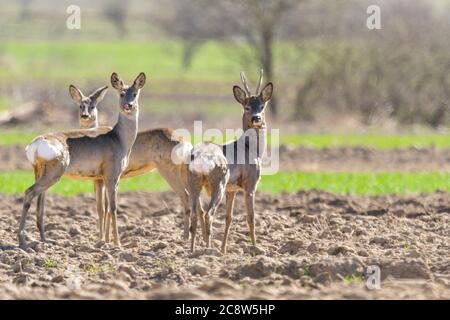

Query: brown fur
[66,92,193,243]
[18,73,145,249]
[185,143,229,252]
[221,70,273,254]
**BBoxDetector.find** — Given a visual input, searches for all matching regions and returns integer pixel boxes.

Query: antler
[255,69,264,95]
[240,71,251,96]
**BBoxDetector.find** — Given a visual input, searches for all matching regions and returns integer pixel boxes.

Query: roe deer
[31,85,110,244]
[19,72,146,248]
[221,70,273,254]
[69,88,197,243]
[69,84,110,239]
[69,85,108,129]
[185,142,229,252]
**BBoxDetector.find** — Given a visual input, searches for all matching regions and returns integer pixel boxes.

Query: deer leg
[221,191,236,254]
[103,184,107,216]
[197,201,207,243]
[36,192,46,242]
[105,177,120,246]
[158,166,192,240]
[183,205,191,240]
[244,191,257,246]
[177,165,193,240]
[34,166,46,242]
[94,180,105,240]
[18,163,64,249]
[104,212,111,243]
[204,180,227,248]
[178,165,207,242]
[190,193,201,252]
[187,173,203,252]
[103,185,111,242]
[19,185,40,249]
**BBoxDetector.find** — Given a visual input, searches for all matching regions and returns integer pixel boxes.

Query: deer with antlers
[220,70,273,254]
[19,72,146,248]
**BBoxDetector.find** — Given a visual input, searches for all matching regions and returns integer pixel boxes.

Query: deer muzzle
[251,115,262,124]
[122,103,133,111]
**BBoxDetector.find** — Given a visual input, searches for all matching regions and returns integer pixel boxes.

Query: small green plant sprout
[83,263,114,274]
[43,258,57,268]
[340,274,363,285]
[84,263,102,274]
[302,267,311,277]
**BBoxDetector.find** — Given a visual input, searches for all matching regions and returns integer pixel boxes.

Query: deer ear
[90,86,108,104]
[233,86,247,105]
[260,82,273,103]
[133,72,146,89]
[111,72,124,91]
[69,85,84,104]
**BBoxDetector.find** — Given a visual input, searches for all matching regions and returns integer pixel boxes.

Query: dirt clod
[189,264,208,276]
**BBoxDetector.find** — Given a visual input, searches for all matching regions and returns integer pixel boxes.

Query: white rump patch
[189,143,226,175]
[25,137,63,164]
[171,141,193,164]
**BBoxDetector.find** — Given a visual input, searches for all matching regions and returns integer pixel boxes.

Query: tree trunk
[182,41,200,70]
[260,26,277,117]
[20,0,32,19]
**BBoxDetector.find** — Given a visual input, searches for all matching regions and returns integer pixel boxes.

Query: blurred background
[1,0,450,134]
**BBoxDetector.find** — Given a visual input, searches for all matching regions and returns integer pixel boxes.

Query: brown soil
[3,144,450,172]
[0,190,448,299]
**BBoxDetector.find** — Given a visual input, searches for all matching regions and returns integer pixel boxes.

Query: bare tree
[212,0,304,116]
[104,0,129,38]
[151,0,305,115]
[152,0,231,69]
[294,0,450,127]
[19,0,33,19]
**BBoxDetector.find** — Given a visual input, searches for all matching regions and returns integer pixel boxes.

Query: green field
[2,130,450,150]
[275,134,450,149]
[0,131,39,146]
[0,41,235,83]
[2,170,450,196]
[0,41,309,86]
[0,40,312,119]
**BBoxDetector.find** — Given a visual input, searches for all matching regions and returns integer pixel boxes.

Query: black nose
[81,114,89,119]
[251,116,262,123]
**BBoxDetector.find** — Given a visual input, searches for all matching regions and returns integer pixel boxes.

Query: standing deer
[69,85,108,130]
[221,70,273,254]
[19,72,146,248]
[68,85,109,239]
[185,142,229,252]
[68,87,199,243]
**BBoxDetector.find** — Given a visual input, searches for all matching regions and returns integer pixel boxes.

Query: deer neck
[113,110,139,151]
[79,118,98,129]
[240,120,267,159]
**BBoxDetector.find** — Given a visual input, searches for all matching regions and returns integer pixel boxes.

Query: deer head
[111,72,146,116]
[233,69,273,130]
[69,85,108,129]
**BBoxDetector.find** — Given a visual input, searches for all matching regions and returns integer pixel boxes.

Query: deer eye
[120,93,125,98]
[133,93,137,98]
